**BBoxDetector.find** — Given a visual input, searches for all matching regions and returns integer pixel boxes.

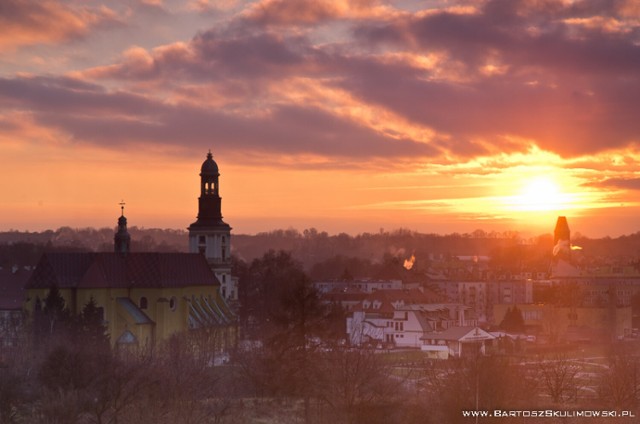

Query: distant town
[1,153,639,423]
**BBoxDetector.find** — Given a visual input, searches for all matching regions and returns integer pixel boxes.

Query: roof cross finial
[119,200,126,216]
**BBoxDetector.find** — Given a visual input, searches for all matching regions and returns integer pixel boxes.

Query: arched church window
[169,296,177,311]
[139,297,148,310]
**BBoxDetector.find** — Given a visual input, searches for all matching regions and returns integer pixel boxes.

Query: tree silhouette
[499,306,525,333]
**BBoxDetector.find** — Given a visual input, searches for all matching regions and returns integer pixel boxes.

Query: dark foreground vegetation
[1,251,640,423]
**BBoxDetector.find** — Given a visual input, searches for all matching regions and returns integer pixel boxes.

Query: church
[24,152,236,350]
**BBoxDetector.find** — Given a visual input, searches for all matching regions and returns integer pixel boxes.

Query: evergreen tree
[500,306,525,333]
[77,296,110,351]
[34,285,72,343]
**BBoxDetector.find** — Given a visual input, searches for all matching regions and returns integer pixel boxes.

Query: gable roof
[423,326,494,341]
[27,252,219,290]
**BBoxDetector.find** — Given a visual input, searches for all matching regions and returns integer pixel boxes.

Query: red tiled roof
[27,252,219,289]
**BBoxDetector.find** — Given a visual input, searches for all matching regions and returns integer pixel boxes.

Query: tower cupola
[190,151,228,228]
[200,151,220,197]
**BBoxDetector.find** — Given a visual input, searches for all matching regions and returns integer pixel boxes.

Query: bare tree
[537,352,580,404]
[420,354,535,424]
[313,346,406,424]
[598,344,640,409]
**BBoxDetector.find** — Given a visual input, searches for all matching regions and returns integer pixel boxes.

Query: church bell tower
[114,202,131,254]
[188,152,235,300]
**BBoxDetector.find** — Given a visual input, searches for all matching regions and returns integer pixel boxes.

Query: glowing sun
[510,176,568,212]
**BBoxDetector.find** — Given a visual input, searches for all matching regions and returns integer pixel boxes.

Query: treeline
[3,226,640,276]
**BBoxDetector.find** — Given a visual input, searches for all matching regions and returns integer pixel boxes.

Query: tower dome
[201,151,219,175]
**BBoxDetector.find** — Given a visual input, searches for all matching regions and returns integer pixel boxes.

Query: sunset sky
[1,0,639,238]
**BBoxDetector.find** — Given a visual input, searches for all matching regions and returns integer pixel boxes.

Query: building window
[169,297,177,311]
[222,274,226,283]
[199,235,206,244]
[140,297,148,310]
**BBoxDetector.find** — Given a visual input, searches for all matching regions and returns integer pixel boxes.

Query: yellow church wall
[25,285,230,348]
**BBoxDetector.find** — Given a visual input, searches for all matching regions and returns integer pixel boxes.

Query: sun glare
[509,176,568,212]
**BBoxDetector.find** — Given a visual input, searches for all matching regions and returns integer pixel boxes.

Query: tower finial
[119,200,126,217]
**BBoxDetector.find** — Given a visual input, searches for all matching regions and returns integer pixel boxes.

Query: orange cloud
[241,0,400,25]
[0,0,120,51]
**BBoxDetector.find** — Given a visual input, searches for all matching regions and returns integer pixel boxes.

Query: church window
[199,235,206,244]
[140,297,148,310]
[222,274,226,283]
[169,297,177,311]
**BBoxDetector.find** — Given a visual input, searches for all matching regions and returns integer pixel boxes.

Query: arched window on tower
[139,297,148,310]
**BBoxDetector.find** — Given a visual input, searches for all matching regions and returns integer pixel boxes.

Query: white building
[421,326,495,358]
[346,288,476,348]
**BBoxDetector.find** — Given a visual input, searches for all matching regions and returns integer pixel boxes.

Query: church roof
[26,252,220,290]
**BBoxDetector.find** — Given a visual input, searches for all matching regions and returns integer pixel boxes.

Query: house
[434,280,533,325]
[421,326,495,358]
[346,289,477,348]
